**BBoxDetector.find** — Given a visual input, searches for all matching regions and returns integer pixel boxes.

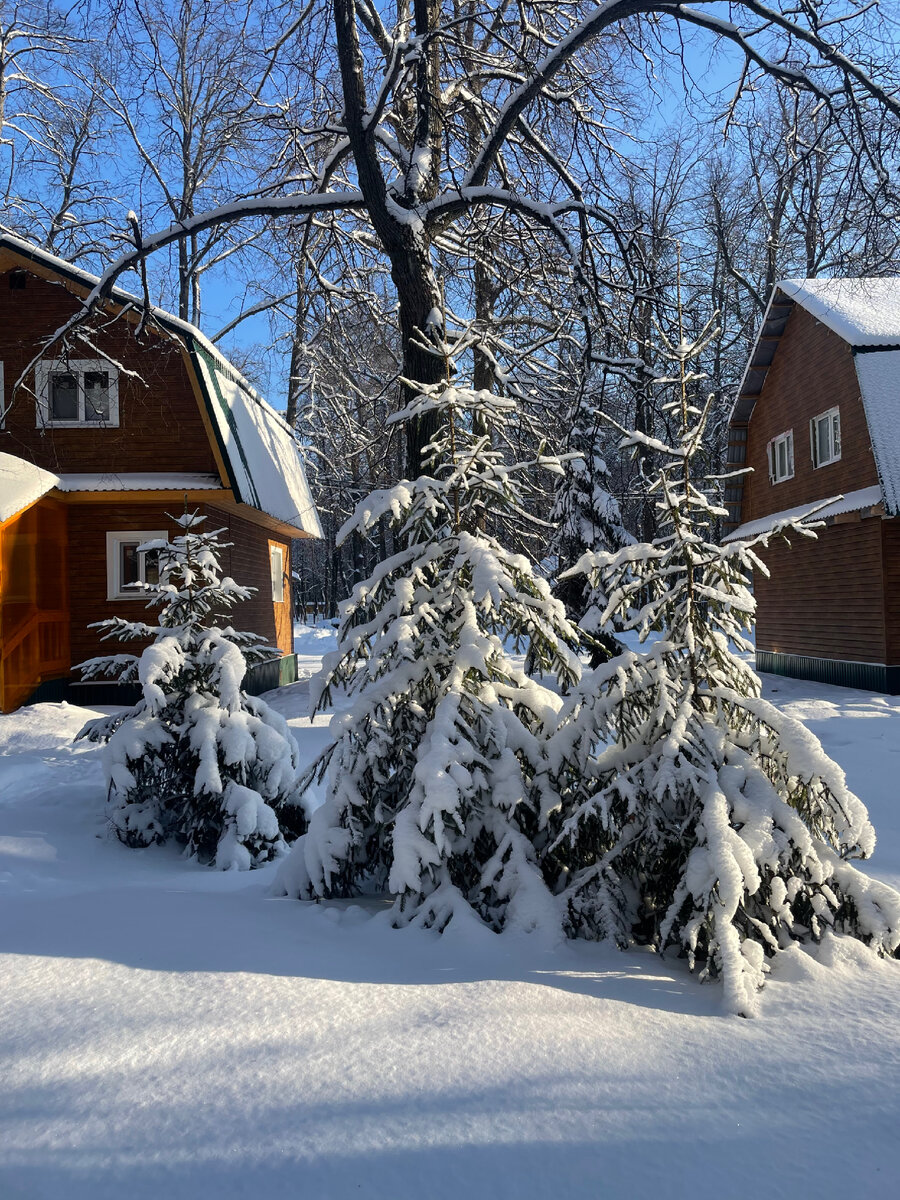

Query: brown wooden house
[725,278,900,693]
[0,232,321,713]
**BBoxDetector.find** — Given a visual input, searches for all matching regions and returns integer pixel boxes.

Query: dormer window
[767,430,794,484]
[36,359,119,427]
[811,407,841,468]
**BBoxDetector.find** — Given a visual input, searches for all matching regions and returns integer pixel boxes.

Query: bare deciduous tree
[12,1,900,486]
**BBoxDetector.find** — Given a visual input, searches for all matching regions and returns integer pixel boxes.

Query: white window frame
[767,429,794,484]
[810,406,841,469]
[270,545,285,603]
[106,530,166,600]
[36,359,120,428]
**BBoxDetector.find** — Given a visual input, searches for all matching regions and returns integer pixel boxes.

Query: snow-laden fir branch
[275,365,582,933]
[544,325,900,1016]
[77,513,307,869]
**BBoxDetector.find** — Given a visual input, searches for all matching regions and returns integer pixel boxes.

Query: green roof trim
[188,338,261,510]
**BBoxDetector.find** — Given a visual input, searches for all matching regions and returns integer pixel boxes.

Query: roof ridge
[777,276,900,347]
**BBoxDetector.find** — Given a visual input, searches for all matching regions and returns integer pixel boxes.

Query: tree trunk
[389,232,444,475]
[333,0,445,479]
[285,261,307,429]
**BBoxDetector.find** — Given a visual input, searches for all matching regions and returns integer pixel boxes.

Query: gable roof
[853,350,900,514]
[777,278,900,347]
[0,230,321,538]
[729,277,900,524]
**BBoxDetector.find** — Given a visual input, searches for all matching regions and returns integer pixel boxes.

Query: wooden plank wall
[67,501,292,670]
[0,498,69,711]
[881,519,900,667]
[754,517,886,663]
[0,269,217,477]
[744,305,879,522]
[207,505,292,657]
[67,501,178,670]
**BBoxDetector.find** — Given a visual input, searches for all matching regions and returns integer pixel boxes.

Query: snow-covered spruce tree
[78,513,305,869]
[276,334,582,932]
[549,401,633,666]
[545,312,900,1016]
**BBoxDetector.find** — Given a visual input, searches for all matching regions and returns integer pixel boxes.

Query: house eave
[729,291,795,428]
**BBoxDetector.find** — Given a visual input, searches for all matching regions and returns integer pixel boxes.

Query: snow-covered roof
[0,459,230,523]
[0,230,321,538]
[191,354,321,536]
[777,278,900,348]
[723,485,883,543]
[852,351,900,515]
[57,473,224,493]
[0,453,60,524]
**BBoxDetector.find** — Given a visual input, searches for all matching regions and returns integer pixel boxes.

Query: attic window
[811,407,841,468]
[36,359,119,428]
[9,270,26,290]
[767,430,794,484]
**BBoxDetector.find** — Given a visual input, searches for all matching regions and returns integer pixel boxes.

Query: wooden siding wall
[67,501,292,671]
[0,498,69,712]
[67,502,178,670]
[206,505,292,657]
[744,305,879,523]
[754,518,886,663]
[882,519,900,667]
[0,269,217,477]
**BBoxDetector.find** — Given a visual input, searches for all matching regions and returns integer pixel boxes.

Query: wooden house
[0,232,321,713]
[725,278,900,693]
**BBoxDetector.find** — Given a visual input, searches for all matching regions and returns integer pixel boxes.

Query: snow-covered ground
[2,629,899,1199]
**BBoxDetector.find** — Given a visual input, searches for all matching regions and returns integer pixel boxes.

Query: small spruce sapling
[78,512,304,869]
[275,326,582,933]
[545,296,900,1016]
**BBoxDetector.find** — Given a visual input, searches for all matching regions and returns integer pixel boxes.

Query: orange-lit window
[270,546,285,602]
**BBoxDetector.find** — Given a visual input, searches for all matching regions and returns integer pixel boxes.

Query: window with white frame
[106,531,166,600]
[766,430,794,484]
[270,545,285,602]
[810,407,841,468]
[36,359,119,427]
